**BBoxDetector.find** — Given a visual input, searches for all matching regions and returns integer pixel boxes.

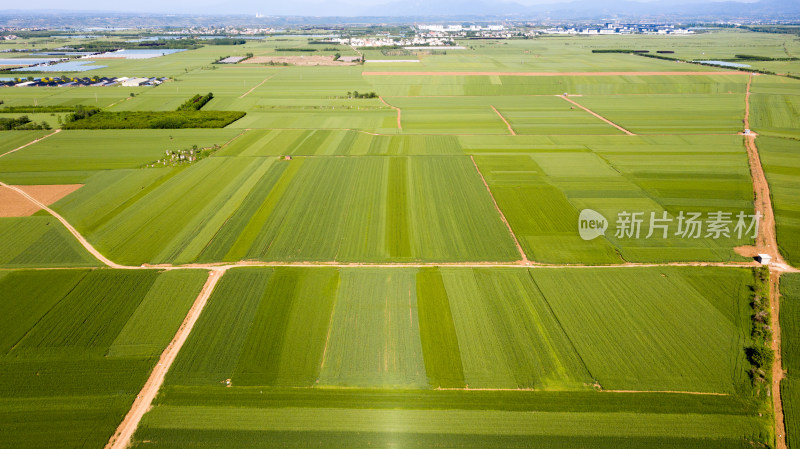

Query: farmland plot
[139,266,765,449]
[530,267,753,393]
[0,129,240,185]
[0,269,207,449]
[320,268,427,387]
[781,274,800,449]
[0,216,99,268]
[758,136,800,266]
[472,134,753,263]
[751,76,800,139]
[575,94,745,134]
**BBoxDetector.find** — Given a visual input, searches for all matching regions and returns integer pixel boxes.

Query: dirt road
[0,129,60,159]
[771,271,788,449]
[0,181,124,268]
[560,95,635,135]
[469,155,529,264]
[378,96,402,130]
[490,105,516,136]
[239,75,275,99]
[104,268,225,449]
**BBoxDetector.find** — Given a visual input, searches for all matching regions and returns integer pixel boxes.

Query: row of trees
[346,91,378,99]
[63,110,245,129]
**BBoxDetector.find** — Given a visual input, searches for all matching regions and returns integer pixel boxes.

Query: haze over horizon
[0,0,777,17]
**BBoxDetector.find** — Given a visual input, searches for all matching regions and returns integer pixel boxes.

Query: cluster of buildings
[333,36,455,47]
[1,76,166,87]
[160,26,280,36]
[416,24,505,32]
[538,23,694,35]
[415,24,511,39]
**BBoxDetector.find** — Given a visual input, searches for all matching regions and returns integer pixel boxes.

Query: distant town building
[121,77,149,87]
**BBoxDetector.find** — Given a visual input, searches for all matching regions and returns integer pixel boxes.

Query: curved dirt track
[378,96,402,130]
[0,181,125,269]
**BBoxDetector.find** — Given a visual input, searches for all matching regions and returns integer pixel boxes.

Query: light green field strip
[171,158,277,264]
[222,159,299,261]
[167,268,273,386]
[471,134,753,264]
[751,75,800,139]
[320,268,427,387]
[108,270,209,358]
[441,268,591,389]
[219,129,465,156]
[0,129,240,174]
[141,406,758,439]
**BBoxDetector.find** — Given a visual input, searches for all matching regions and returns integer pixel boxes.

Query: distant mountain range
[359,0,800,19]
[1,0,799,23]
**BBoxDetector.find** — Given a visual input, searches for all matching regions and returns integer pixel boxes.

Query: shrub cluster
[346,91,378,99]
[0,116,51,130]
[177,93,214,111]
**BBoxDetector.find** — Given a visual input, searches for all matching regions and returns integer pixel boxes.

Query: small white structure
[757,254,772,265]
[744,128,751,135]
[121,77,148,87]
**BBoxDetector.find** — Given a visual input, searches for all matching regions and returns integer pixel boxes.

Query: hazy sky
[3,0,756,15]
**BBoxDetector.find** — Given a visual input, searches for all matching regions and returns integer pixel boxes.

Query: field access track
[362,71,749,77]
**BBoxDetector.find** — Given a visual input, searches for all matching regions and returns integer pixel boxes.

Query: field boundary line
[771,271,788,449]
[559,95,635,136]
[239,75,275,99]
[104,268,226,449]
[742,74,789,268]
[378,96,402,131]
[0,181,126,269]
[600,389,729,396]
[490,105,516,136]
[469,155,529,264]
[363,71,748,77]
[0,129,60,160]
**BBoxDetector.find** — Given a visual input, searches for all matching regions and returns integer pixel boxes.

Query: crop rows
[0,269,208,449]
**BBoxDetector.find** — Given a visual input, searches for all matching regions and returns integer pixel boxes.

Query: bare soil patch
[242,55,357,66]
[0,184,81,217]
[734,245,759,258]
